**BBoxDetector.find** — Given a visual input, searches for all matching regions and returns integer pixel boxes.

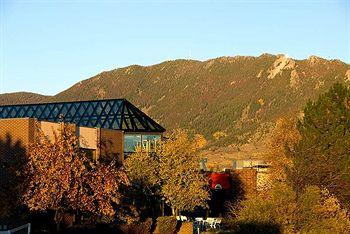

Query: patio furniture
[194,217,204,232]
[212,218,222,229]
[180,215,188,221]
[204,217,222,229]
[206,217,215,228]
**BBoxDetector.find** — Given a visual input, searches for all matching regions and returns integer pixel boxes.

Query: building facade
[0,99,165,163]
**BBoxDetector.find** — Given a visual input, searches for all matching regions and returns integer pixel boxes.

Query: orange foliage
[24,123,128,221]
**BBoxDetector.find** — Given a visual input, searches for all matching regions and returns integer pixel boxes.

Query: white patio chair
[176,216,181,221]
[194,218,204,232]
[213,218,222,229]
[194,217,203,226]
[206,217,215,228]
[180,215,188,221]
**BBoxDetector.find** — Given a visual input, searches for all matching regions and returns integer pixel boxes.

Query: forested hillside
[1,54,349,146]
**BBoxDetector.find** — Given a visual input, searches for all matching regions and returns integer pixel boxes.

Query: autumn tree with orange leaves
[24,123,129,226]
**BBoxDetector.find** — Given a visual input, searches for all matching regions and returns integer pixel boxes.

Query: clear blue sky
[1,0,349,95]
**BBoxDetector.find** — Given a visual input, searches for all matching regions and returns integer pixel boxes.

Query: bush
[297,186,350,233]
[231,183,350,233]
[178,222,194,234]
[230,221,281,234]
[155,216,178,234]
[120,218,153,234]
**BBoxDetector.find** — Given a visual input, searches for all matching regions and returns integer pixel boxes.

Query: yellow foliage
[125,129,210,214]
[124,147,160,195]
[296,186,350,233]
[257,98,265,106]
[213,131,228,140]
[235,183,350,233]
[194,134,207,148]
[159,129,210,213]
[265,118,300,183]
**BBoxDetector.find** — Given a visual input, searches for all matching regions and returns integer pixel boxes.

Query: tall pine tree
[289,83,350,206]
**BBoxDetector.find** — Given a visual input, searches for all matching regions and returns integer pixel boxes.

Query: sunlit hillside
[1,54,349,149]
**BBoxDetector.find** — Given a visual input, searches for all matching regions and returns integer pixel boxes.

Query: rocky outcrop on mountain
[267,54,296,79]
[345,69,350,82]
[290,70,300,88]
[1,54,349,146]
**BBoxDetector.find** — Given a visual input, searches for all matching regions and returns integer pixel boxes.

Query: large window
[124,134,142,153]
[124,134,161,153]
[142,135,161,151]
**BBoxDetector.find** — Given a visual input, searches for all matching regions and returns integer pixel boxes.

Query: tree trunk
[161,199,165,216]
[54,210,62,231]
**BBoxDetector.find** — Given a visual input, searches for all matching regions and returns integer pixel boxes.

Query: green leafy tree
[289,83,350,206]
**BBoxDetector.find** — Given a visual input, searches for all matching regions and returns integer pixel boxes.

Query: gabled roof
[0,99,165,133]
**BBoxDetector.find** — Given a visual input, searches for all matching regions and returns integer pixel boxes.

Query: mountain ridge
[1,54,350,146]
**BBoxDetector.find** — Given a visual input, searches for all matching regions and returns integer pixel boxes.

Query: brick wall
[98,128,124,163]
[0,118,35,190]
[231,168,257,198]
[0,118,35,158]
[0,118,125,164]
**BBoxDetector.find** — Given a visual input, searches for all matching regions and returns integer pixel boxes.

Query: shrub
[120,218,153,234]
[230,221,281,234]
[155,216,178,234]
[297,186,350,233]
[178,222,194,234]
[232,183,350,233]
